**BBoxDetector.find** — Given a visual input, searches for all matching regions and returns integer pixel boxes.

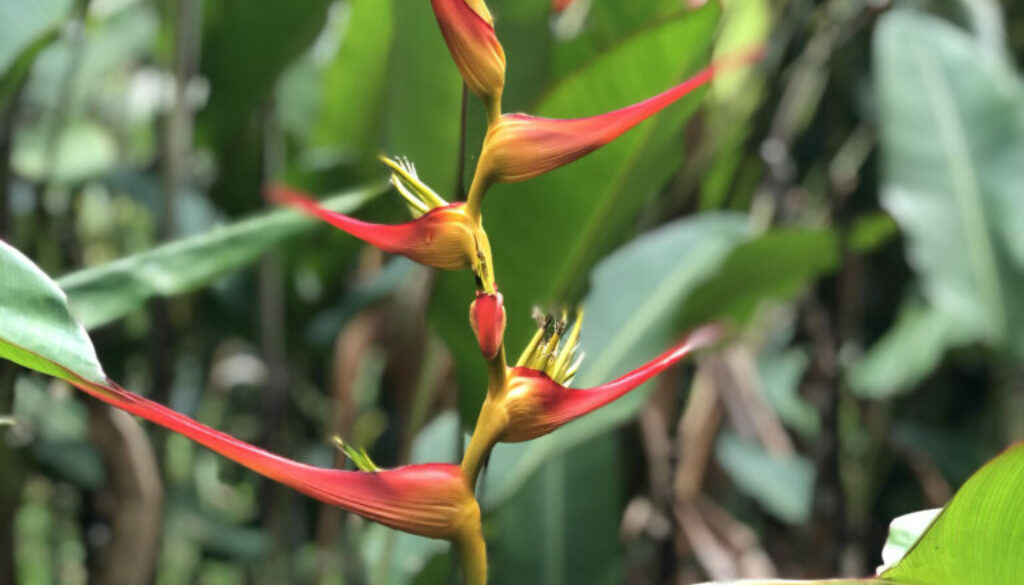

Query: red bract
[470,291,506,360]
[431,0,506,119]
[470,48,763,190]
[73,379,481,541]
[268,184,483,273]
[499,325,721,441]
[461,324,721,482]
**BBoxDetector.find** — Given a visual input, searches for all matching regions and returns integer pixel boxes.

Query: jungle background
[1,0,1023,584]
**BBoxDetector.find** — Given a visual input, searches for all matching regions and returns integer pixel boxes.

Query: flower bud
[470,291,506,360]
[431,0,506,118]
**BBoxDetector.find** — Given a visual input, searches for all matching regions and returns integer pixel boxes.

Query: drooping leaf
[483,213,751,506]
[677,228,840,330]
[58,185,381,330]
[847,299,970,399]
[0,240,105,385]
[715,433,816,525]
[875,10,1024,358]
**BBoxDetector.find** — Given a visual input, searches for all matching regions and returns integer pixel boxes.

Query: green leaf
[0,0,71,74]
[758,348,819,439]
[847,299,970,399]
[550,0,679,76]
[312,0,394,156]
[0,240,105,385]
[384,0,462,196]
[677,228,840,329]
[431,4,723,422]
[483,213,751,506]
[199,0,332,213]
[58,185,381,330]
[715,433,816,525]
[875,10,1024,357]
[488,0,552,109]
[488,435,625,585]
[688,577,880,581]
[883,443,1024,584]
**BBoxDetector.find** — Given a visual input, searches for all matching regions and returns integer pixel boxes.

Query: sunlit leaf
[882,443,1024,584]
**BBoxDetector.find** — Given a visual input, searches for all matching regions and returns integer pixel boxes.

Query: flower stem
[457,527,489,585]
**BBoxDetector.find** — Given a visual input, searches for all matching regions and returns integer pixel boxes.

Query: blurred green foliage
[1,0,1024,584]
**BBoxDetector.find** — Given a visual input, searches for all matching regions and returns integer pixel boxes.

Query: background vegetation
[1,0,1022,584]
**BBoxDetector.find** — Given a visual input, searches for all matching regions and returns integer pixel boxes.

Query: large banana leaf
[874,10,1024,360]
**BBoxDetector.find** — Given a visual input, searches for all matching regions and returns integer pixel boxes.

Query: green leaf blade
[884,444,1024,585]
[875,10,1024,356]
[57,186,380,330]
[0,241,105,385]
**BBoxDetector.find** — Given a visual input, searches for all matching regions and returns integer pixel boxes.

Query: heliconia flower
[431,0,506,120]
[70,378,487,583]
[461,312,721,482]
[469,291,506,360]
[466,48,763,206]
[501,320,721,442]
[268,178,496,292]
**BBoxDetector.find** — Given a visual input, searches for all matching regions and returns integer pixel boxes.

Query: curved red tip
[73,378,473,540]
[504,325,722,441]
[480,47,765,184]
[267,184,476,271]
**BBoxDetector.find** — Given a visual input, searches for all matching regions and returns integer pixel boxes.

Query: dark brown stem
[0,364,24,585]
[86,402,163,585]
